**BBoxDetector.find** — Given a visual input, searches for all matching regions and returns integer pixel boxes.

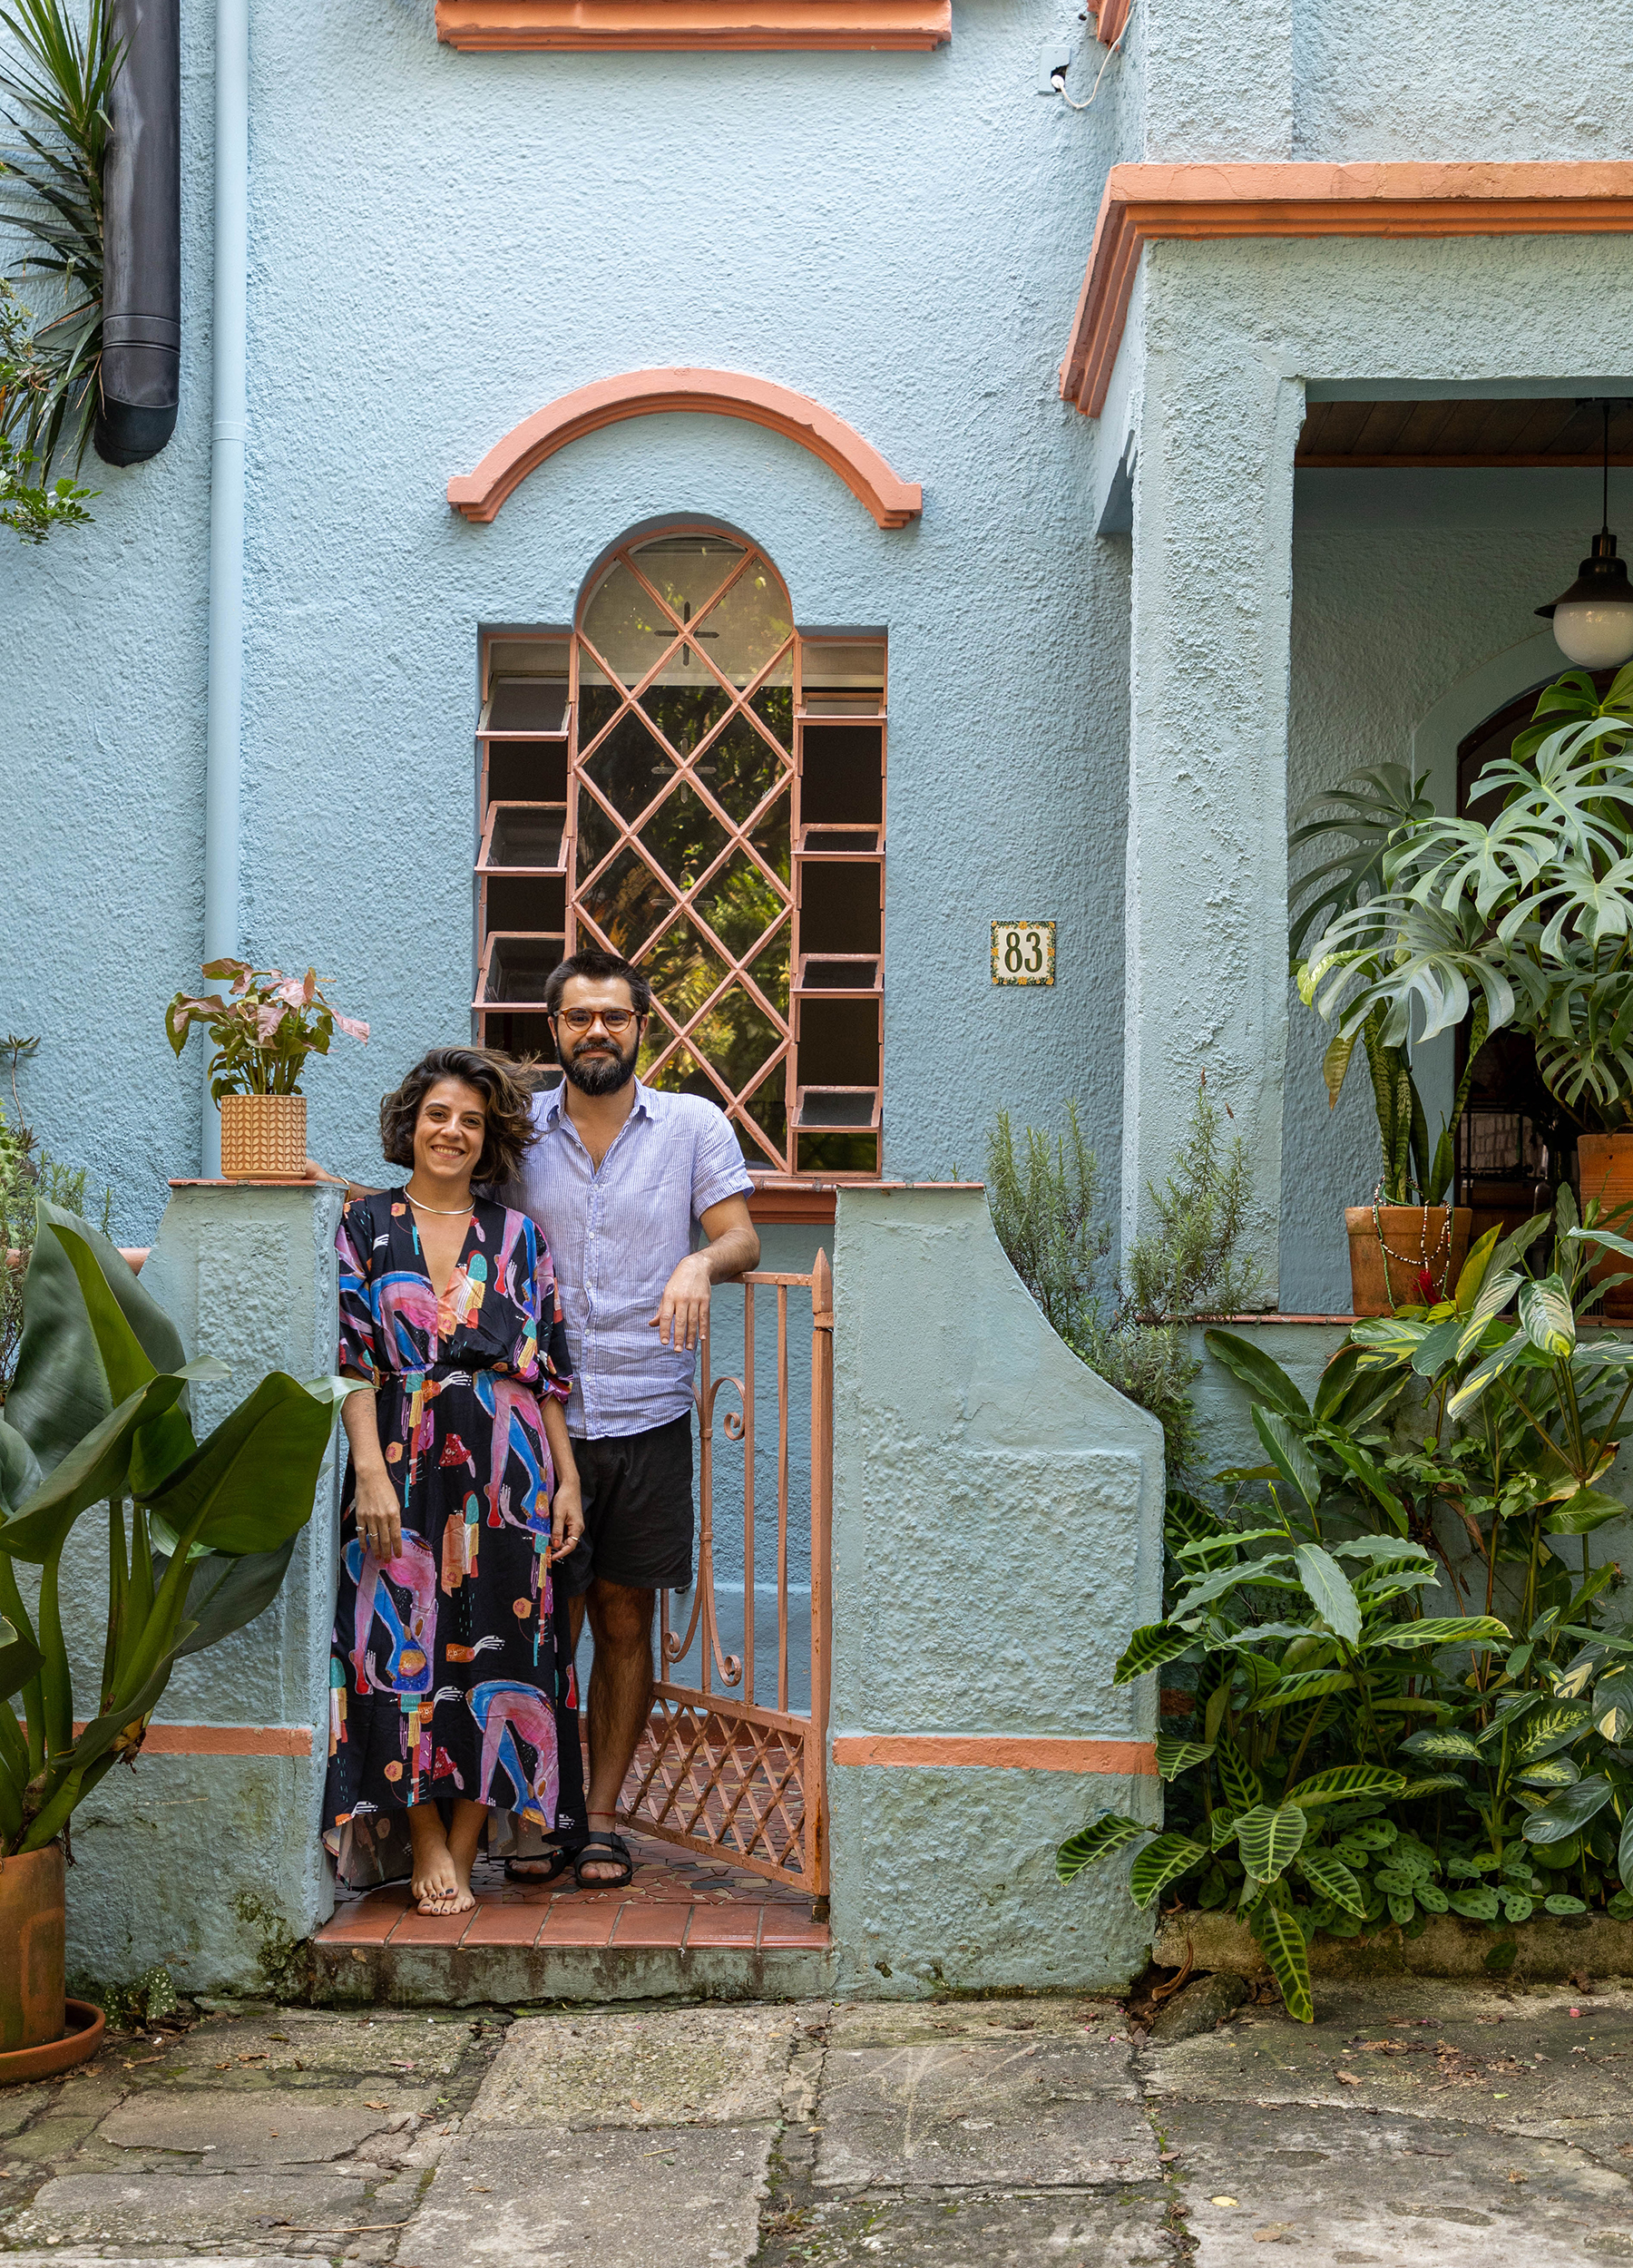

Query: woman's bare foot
[407,1801,478,1913]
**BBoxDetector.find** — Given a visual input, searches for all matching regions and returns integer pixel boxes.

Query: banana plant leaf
[6,1199,189,1474]
[0,1414,41,1515]
[0,1610,42,1706]
[46,1220,211,1495]
[156,1540,298,1658]
[0,1372,198,1561]
[139,1373,351,1557]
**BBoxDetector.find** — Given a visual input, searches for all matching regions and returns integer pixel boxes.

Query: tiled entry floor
[317,1827,829,1956]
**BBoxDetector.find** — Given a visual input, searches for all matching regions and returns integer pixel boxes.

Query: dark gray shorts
[558,1414,694,1597]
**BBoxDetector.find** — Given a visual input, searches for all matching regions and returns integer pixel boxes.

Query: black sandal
[572,1831,634,1888]
[504,1836,582,1886]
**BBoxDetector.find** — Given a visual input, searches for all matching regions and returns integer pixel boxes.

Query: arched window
[474,527,885,1176]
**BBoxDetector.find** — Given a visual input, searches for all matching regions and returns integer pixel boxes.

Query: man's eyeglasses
[553,1007,641,1034]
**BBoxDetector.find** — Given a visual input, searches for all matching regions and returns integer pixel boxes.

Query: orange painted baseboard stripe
[72,1722,313,1758]
[833,1734,1158,1774]
[1061,161,1633,417]
[436,0,950,49]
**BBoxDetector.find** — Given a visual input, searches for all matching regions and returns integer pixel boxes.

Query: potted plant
[1289,765,1474,1312]
[165,961,367,1180]
[1297,666,1633,1314]
[0,1198,356,2076]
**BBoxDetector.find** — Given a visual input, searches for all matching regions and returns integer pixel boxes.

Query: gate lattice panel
[617,1258,833,1893]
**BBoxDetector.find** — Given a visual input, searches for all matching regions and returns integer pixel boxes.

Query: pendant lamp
[1536,401,1633,670]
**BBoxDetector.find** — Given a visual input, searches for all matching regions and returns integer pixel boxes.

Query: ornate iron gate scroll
[619,1253,834,1893]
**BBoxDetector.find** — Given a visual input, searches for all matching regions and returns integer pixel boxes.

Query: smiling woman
[321,1048,588,1917]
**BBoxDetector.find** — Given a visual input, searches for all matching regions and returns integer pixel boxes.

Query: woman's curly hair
[379,1048,538,1189]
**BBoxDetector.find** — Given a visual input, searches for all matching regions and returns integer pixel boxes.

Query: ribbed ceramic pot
[0,1843,65,2053]
[219,1092,307,1179]
[1577,1134,1633,1319]
[1345,1205,1472,1316]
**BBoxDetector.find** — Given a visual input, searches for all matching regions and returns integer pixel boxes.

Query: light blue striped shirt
[505,1079,754,1439]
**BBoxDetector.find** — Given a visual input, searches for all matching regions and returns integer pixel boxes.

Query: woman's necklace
[405,1186,474,1216]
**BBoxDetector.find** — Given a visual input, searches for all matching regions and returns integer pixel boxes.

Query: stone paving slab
[826,1997,1123,2048]
[97,2087,410,2167]
[1144,1980,1633,2138]
[1158,2097,1633,2265]
[815,1999,1156,2193]
[754,2186,1174,2268]
[0,2254,317,2266]
[153,2009,481,2087]
[404,2123,773,2268]
[474,2005,810,2129]
[2,2166,380,2253]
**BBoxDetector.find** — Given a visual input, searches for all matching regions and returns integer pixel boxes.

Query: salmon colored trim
[1061,161,1633,417]
[832,1734,1159,1774]
[436,0,949,49]
[448,369,924,530]
[72,1721,313,1757]
[1094,0,1130,44]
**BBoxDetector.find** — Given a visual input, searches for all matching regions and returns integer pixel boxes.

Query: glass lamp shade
[1537,530,1633,670]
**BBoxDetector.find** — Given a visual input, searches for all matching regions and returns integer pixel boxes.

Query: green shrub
[986,1079,1260,1473]
[1058,1191,1633,2021]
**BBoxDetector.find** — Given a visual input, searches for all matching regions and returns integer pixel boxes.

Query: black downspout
[94,0,180,465]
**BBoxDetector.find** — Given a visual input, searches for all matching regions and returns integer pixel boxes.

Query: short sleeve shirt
[504,1079,754,1439]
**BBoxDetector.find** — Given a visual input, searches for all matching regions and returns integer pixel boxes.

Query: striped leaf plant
[1058,1192,1633,2019]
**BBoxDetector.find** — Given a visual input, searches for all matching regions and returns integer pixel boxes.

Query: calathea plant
[0,1200,356,1853]
[1058,1197,1633,2020]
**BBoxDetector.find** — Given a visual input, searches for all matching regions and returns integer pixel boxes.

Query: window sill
[435,0,951,50]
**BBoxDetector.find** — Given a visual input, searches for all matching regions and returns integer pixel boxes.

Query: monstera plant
[0,1199,354,1859]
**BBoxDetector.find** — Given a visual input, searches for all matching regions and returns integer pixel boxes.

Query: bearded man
[504,947,758,1885]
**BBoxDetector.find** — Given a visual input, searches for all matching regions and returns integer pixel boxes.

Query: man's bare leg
[579,1577,654,1882]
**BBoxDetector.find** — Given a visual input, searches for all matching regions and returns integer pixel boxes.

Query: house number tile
[992,920,1055,985]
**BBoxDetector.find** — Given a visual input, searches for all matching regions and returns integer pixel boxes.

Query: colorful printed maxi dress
[322,1188,584,1888]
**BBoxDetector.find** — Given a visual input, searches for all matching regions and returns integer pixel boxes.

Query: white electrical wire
[1055,0,1137,110]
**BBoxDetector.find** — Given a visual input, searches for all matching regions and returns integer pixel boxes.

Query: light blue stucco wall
[1118,231,1633,1300]
[0,0,1139,1249]
[58,1185,345,1995]
[1283,467,1633,1313]
[828,1184,1164,1995]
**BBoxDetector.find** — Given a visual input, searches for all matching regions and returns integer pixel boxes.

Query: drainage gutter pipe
[96,0,181,464]
[201,0,249,1176]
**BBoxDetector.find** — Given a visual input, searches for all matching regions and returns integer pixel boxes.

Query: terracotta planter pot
[1577,1133,1633,1319]
[0,1843,65,2054]
[219,1092,307,1179]
[1345,1205,1472,1317]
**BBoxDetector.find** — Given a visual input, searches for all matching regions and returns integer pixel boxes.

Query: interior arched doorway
[1452,670,1620,1243]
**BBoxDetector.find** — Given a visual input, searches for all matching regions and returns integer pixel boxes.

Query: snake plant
[0,1199,356,1855]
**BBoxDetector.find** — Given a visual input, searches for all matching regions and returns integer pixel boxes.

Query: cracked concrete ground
[0,1981,1630,2263]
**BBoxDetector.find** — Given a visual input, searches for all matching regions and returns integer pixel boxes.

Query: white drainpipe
[200,0,249,1176]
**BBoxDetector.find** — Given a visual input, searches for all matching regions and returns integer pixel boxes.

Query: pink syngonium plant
[165,958,368,1100]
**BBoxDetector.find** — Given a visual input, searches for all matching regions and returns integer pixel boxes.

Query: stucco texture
[1295,0,1633,164]
[827,1184,1163,1995]
[56,1184,345,1993]
[1122,231,1633,1304]
[0,0,1134,1245]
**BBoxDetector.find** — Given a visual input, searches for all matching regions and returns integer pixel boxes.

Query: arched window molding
[448,370,924,532]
